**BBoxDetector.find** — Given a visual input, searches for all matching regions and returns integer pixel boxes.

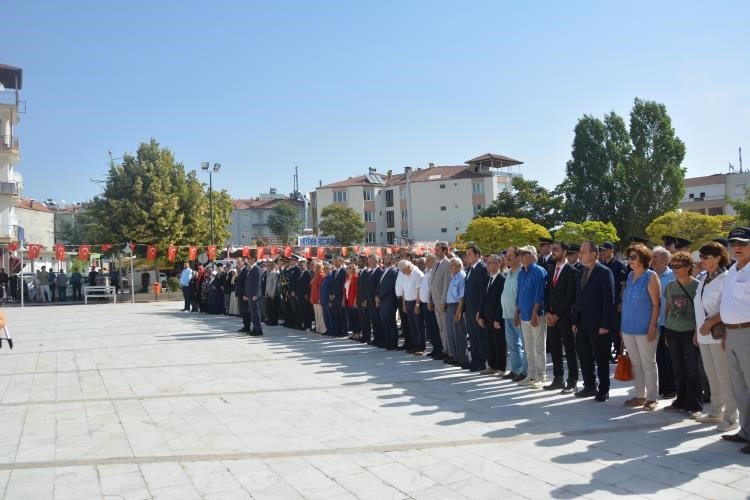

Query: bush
[166,277,180,293]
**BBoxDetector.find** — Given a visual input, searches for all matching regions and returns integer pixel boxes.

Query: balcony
[0,182,19,196]
[0,135,19,154]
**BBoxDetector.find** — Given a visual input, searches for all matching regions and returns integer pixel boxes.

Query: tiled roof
[384,166,488,186]
[15,198,52,213]
[232,198,303,210]
[465,153,523,167]
[319,175,383,189]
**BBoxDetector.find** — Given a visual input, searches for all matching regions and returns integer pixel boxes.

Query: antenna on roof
[740,147,744,173]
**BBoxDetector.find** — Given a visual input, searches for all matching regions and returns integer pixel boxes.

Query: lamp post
[201,162,221,245]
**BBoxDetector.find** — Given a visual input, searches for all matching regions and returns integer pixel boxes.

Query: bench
[83,285,117,304]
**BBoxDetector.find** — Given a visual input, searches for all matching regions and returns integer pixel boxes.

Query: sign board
[297,236,339,247]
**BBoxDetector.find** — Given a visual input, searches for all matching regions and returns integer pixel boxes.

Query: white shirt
[694,271,727,345]
[402,267,424,301]
[395,270,405,297]
[720,262,750,324]
[419,269,432,303]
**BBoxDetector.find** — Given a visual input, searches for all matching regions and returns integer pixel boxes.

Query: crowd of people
[1,265,122,303]
[178,226,750,456]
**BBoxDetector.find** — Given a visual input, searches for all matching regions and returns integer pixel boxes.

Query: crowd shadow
[150,307,747,496]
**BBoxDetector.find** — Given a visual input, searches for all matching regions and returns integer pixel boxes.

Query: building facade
[312,153,522,245]
[228,191,306,246]
[679,171,750,216]
[0,64,24,269]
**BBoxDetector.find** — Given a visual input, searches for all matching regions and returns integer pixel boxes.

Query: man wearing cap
[516,245,548,388]
[674,238,693,253]
[662,236,677,253]
[243,254,263,336]
[600,241,628,361]
[566,244,584,273]
[297,259,313,331]
[720,226,750,453]
[544,242,578,392]
[538,237,555,274]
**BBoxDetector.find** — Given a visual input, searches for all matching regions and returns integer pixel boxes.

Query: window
[401,210,408,220]
[366,232,376,243]
[440,206,446,211]
[699,192,706,198]
[441,228,448,233]
[363,188,373,201]
[689,193,695,199]
[473,204,482,215]
[385,189,394,207]
[386,211,395,228]
[333,190,347,203]
[439,184,446,189]
[472,182,484,194]
[387,232,396,244]
[400,187,407,199]
[401,230,409,238]
[364,211,374,222]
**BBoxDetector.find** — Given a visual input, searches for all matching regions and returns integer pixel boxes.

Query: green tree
[554,221,619,245]
[267,201,302,244]
[318,205,365,245]
[646,211,737,249]
[560,98,686,241]
[86,139,230,247]
[478,177,564,228]
[730,187,750,224]
[460,216,551,254]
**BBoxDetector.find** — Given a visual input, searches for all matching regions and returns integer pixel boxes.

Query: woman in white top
[693,242,738,432]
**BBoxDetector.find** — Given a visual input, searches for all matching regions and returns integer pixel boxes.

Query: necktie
[487,276,494,291]
[581,267,592,288]
[553,266,562,287]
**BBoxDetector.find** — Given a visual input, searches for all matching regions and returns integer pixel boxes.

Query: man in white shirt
[399,259,425,354]
[720,226,750,453]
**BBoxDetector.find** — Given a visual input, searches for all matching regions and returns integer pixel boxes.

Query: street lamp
[201,162,221,245]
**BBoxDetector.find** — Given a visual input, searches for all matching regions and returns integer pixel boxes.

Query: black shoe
[469,366,483,372]
[662,392,677,399]
[250,331,263,337]
[575,386,598,398]
[238,328,249,333]
[502,372,518,380]
[512,373,527,382]
[460,363,471,370]
[561,381,577,394]
[595,391,609,402]
[443,357,455,364]
[543,377,564,391]
[397,345,408,351]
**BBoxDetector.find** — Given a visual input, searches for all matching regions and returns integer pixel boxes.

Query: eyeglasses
[627,255,638,261]
[671,264,688,270]
[699,254,714,260]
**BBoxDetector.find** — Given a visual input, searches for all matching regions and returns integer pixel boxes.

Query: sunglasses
[627,255,638,261]
[671,264,689,269]
[699,254,715,260]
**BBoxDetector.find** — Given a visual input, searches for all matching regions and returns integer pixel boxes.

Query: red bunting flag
[167,245,177,262]
[284,246,292,258]
[8,242,18,252]
[242,245,250,257]
[54,244,65,261]
[364,246,371,256]
[316,247,325,260]
[376,247,382,257]
[79,245,91,261]
[385,247,392,255]
[207,245,217,260]
[188,246,198,260]
[147,245,157,260]
[101,243,113,253]
[257,247,264,260]
[27,244,41,259]
[271,246,278,257]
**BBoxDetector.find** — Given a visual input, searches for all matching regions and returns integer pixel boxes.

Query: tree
[554,221,619,246]
[86,139,231,247]
[318,205,365,245]
[460,216,551,254]
[267,201,302,244]
[730,187,750,224]
[560,98,686,241]
[645,211,737,249]
[478,177,564,228]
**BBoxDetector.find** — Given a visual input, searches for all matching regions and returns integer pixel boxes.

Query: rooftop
[232,197,303,210]
[465,153,523,168]
[0,64,23,90]
[15,198,52,213]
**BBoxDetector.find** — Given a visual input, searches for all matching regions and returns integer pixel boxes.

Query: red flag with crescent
[284,246,292,258]
[8,242,18,252]
[364,246,371,256]
[242,245,250,257]
[207,245,217,260]
[376,247,382,257]
[54,244,65,261]
[271,246,278,257]
[257,247,264,260]
[27,244,41,259]
[316,247,324,260]
[385,247,392,255]
[79,244,91,261]
[147,245,157,260]
[188,246,197,260]
[101,243,113,253]
[167,245,177,262]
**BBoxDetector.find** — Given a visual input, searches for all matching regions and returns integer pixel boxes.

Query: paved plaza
[0,302,748,499]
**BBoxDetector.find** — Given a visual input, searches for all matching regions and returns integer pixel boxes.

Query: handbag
[698,279,726,340]
[614,345,633,381]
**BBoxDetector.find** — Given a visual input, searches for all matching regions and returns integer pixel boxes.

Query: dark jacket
[356,268,370,305]
[574,262,615,333]
[244,263,262,299]
[545,263,577,319]
[376,267,398,305]
[464,261,489,313]
[478,272,505,324]
[332,267,347,299]
[367,267,383,304]
[297,268,313,297]
[236,266,248,298]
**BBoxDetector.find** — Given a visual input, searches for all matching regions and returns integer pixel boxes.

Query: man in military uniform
[538,237,555,274]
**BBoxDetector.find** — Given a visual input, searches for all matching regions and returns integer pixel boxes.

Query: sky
[5,1,749,205]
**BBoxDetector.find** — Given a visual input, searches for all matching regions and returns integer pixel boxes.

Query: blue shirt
[501,266,521,319]
[447,270,466,304]
[657,268,675,327]
[622,269,657,335]
[516,262,547,321]
[179,268,193,287]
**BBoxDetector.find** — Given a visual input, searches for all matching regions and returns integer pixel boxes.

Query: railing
[0,182,18,195]
[0,135,19,153]
[0,90,25,111]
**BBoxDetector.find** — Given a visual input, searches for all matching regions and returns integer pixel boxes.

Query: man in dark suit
[464,244,489,372]
[573,241,615,401]
[296,259,313,331]
[329,257,347,336]
[243,254,263,336]
[357,256,372,343]
[538,237,556,274]
[235,258,251,333]
[367,255,384,347]
[377,254,399,349]
[478,253,506,375]
[544,242,579,393]
[286,259,302,329]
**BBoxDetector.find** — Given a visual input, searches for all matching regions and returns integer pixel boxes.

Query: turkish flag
[54,244,65,261]
[376,247,382,257]
[207,245,217,260]
[303,246,311,259]
[364,246,371,256]
[271,246,278,257]
[316,247,325,260]
[257,247,264,260]
[341,246,348,257]
[242,245,250,257]
[385,247,392,255]
[8,242,18,252]
[284,246,292,258]
[147,245,157,260]
[167,245,177,262]
[79,245,91,261]
[27,244,41,259]
[188,246,198,260]
[101,243,113,253]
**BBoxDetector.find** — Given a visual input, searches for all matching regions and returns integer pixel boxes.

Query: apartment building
[679,171,750,216]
